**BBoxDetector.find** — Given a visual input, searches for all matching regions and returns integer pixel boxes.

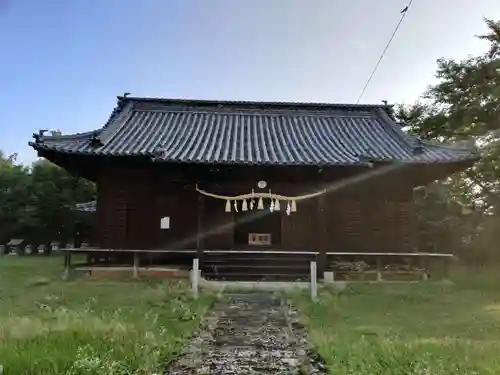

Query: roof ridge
[133,107,378,118]
[31,97,128,144]
[31,130,96,145]
[101,96,130,130]
[372,108,419,151]
[417,138,479,153]
[118,95,395,110]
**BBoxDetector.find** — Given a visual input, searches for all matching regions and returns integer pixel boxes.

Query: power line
[356,0,414,104]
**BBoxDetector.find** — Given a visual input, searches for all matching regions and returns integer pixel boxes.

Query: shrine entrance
[194,182,327,252]
[233,201,282,247]
[195,184,326,280]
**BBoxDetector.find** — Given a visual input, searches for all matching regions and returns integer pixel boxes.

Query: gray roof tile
[30,97,479,166]
[75,201,96,212]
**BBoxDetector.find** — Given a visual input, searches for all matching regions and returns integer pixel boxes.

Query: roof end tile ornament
[465,139,480,154]
[88,131,104,148]
[152,147,168,162]
[413,138,425,155]
[32,129,58,143]
[453,138,480,154]
[32,129,47,144]
[356,153,375,168]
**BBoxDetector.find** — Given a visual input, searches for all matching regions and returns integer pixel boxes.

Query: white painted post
[420,257,429,281]
[422,271,429,281]
[376,256,383,282]
[133,252,139,279]
[310,261,317,301]
[192,258,199,298]
[62,250,71,280]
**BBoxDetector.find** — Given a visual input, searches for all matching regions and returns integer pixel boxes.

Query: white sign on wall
[160,216,170,229]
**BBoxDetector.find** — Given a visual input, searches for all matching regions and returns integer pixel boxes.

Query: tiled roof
[29,96,479,166]
[75,201,96,212]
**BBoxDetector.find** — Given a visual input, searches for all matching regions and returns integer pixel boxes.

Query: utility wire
[356,0,414,104]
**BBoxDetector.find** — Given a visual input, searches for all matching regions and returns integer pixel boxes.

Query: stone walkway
[165,291,326,375]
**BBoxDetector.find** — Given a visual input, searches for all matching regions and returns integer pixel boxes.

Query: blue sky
[1,0,499,164]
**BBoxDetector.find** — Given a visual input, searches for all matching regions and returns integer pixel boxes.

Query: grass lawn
[0,255,214,375]
[292,269,500,375]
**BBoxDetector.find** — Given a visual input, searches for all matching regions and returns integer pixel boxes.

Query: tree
[397,18,500,262]
[27,159,96,247]
[0,152,31,243]
[0,153,96,248]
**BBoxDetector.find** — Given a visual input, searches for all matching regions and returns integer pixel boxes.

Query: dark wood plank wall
[125,169,156,249]
[97,167,156,249]
[95,165,416,253]
[96,169,127,248]
[323,185,416,252]
[281,198,317,250]
[155,183,198,249]
[204,196,234,249]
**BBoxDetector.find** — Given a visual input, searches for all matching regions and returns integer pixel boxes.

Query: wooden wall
[203,196,233,249]
[324,194,416,252]
[281,198,317,250]
[95,164,417,253]
[96,168,126,248]
[155,182,198,249]
[96,167,156,249]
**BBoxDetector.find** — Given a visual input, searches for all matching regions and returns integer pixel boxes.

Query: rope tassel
[242,199,248,211]
[257,197,264,210]
[225,200,231,212]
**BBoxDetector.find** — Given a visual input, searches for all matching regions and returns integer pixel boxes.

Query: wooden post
[420,256,429,280]
[317,194,327,276]
[133,252,139,279]
[192,258,199,298]
[376,256,383,281]
[196,193,205,264]
[310,261,317,301]
[62,250,72,280]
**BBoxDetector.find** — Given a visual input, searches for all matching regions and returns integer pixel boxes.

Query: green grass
[0,255,214,375]
[291,269,500,375]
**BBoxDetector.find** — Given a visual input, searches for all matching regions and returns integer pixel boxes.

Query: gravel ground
[165,291,326,375]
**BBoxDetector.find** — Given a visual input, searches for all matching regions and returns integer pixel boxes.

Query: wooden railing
[60,247,454,282]
[324,252,455,281]
[60,248,197,279]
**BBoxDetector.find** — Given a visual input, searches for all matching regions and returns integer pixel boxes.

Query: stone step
[202,252,315,281]
[203,252,316,258]
[203,257,314,264]
[203,273,310,281]
[203,266,310,276]
[204,262,310,269]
